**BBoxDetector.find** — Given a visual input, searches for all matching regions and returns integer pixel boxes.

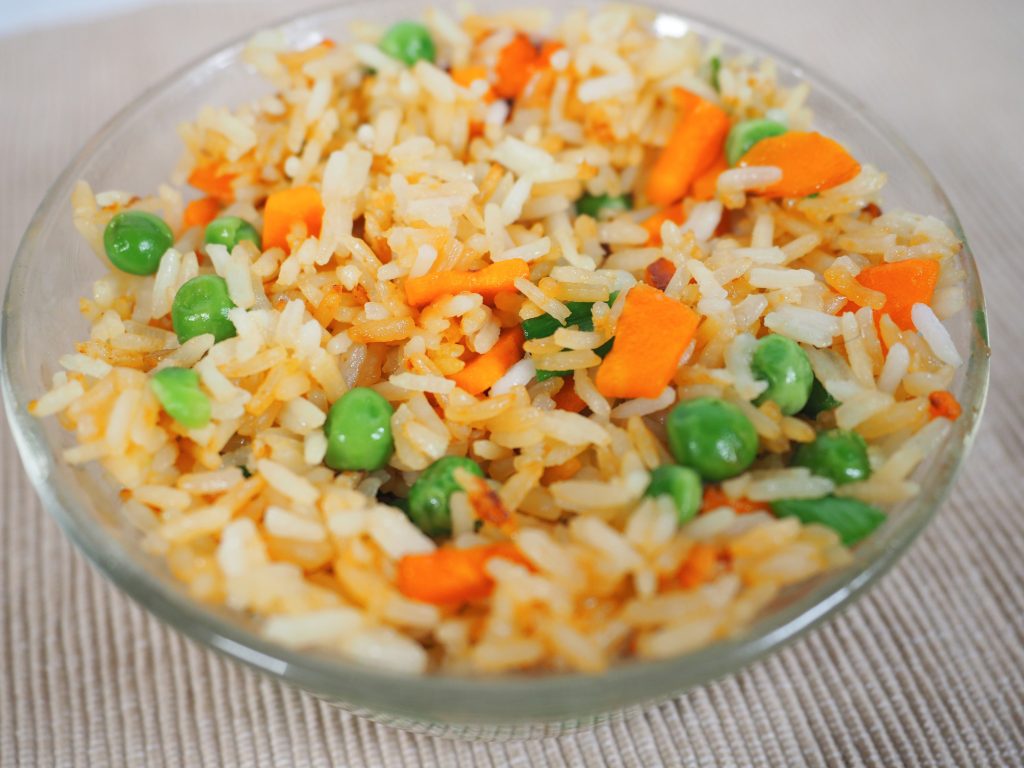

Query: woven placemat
[2,1,1021,764]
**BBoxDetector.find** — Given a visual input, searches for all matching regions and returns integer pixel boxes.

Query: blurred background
[0,0,226,36]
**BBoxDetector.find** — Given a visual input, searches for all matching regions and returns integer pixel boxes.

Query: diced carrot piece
[451,65,494,101]
[691,153,728,201]
[641,205,686,245]
[182,197,221,230]
[928,390,962,421]
[404,259,530,307]
[702,485,769,515]
[645,88,731,206]
[396,543,530,605]
[595,284,700,399]
[494,36,562,101]
[678,543,719,589]
[553,380,587,413]
[451,326,525,395]
[262,185,324,253]
[738,131,861,198]
[849,258,940,330]
[187,161,235,204]
[495,34,537,99]
[451,65,489,88]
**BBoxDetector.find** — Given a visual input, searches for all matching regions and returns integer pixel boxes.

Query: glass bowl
[0,0,990,740]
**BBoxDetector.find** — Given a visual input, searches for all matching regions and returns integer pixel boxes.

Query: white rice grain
[177,468,244,494]
[680,200,722,242]
[515,278,571,322]
[569,516,643,570]
[718,166,782,192]
[133,485,192,510]
[30,379,85,417]
[390,372,456,394]
[744,468,836,501]
[835,390,893,430]
[353,42,400,74]
[610,386,676,419]
[748,267,815,289]
[368,505,436,559]
[496,236,551,263]
[151,247,182,318]
[256,459,320,506]
[725,333,769,400]
[341,627,427,674]
[733,246,787,265]
[280,397,327,433]
[414,60,456,103]
[264,506,327,542]
[764,306,841,348]
[263,607,365,647]
[911,303,962,366]
[59,352,113,379]
[410,244,438,278]
[577,72,635,103]
[490,358,535,395]
[877,342,910,394]
[225,252,256,309]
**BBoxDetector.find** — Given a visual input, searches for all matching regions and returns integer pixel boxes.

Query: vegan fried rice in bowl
[2,0,989,736]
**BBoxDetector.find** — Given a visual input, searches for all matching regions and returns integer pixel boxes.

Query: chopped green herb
[770,496,885,546]
[521,291,618,340]
[708,55,721,92]
[378,492,409,514]
[576,193,632,219]
[725,118,788,166]
[535,338,613,380]
[801,377,841,418]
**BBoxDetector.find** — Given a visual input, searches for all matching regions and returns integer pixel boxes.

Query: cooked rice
[35,5,969,676]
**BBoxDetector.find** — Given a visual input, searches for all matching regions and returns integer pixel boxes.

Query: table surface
[2,1,1022,765]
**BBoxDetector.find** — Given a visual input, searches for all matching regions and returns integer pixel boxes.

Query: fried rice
[30,4,966,675]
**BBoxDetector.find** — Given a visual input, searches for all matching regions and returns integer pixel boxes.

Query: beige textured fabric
[2,0,1022,765]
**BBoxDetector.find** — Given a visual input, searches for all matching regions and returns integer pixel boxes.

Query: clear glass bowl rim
[0,0,991,725]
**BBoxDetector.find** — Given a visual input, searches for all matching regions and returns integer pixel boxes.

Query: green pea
[103,210,174,275]
[725,118,788,166]
[801,377,840,418]
[751,334,813,416]
[205,216,261,252]
[379,21,436,66]
[407,456,484,538]
[323,387,394,472]
[575,193,632,220]
[171,275,237,344]
[666,397,758,482]
[644,465,702,524]
[149,367,210,428]
[793,429,871,486]
[769,496,885,546]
